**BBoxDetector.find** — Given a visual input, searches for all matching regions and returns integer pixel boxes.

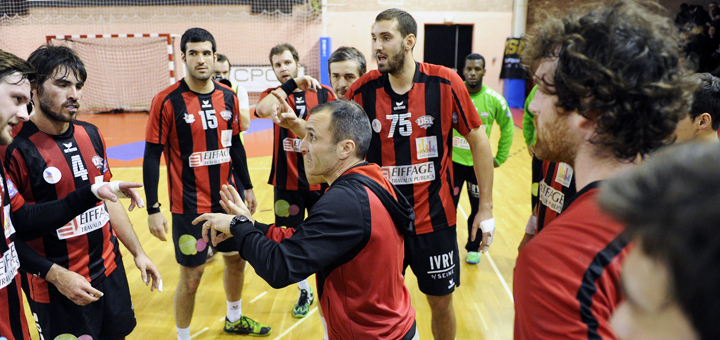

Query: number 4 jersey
[146,79,242,214]
[345,62,483,235]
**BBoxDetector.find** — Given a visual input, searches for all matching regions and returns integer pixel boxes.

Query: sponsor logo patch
[282,138,302,153]
[416,136,438,159]
[381,162,435,185]
[92,156,104,171]
[221,130,233,148]
[372,119,382,133]
[452,136,470,150]
[415,115,434,129]
[539,180,565,213]
[62,142,77,154]
[427,250,455,280]
[555,163,574,188]
[183,112,195,124]
[189,149,231,167]
[0,242,20,290]
[394,101,406,110]
[43,167,62,184]
[56,205,110,240]
[220,110,232,121]
[452,112,459,124]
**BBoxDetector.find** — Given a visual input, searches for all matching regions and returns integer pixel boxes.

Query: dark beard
[379,48,406,75]
[38,97,76,123]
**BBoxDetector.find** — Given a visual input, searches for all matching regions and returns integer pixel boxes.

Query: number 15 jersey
[345,62,482,235]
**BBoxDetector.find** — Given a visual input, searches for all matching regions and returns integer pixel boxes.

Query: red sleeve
[264,225,297,243]
[447,70,481,135]
[145,92,173,145]
[97,129,112,182]
[6,177,25,212]
[6,149,31,210]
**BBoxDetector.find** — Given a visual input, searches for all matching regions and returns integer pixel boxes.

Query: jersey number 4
[386,113,412,138]
[198,110,218,130]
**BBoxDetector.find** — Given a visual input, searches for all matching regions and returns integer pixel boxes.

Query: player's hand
[46,264,102,306]
[493,159,500,168]
[93,181,145,211]
[472,216,495,254]
[517,232,535,252]
[134,252,162,292]
[219,185,253,218]
[148,212,169,242]
[270,90,301,130]
[194,213,235,247]
[294,75,320,92]
[244,188,257,215]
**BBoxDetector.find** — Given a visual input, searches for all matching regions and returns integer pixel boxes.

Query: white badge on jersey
[282,138,302,153]
[43,167,62,184]
[381,162,435,185]
[0,242,20,290]
[555,163,574,188]
[3,204,14,240]
[189,149,231,167]
[416,136,438,159]
[372,119,382,133]
[221,130,233,148]
[415,115,434,129]
[538,180,565,214]
[220,110,232,121]
[452,136,470,150]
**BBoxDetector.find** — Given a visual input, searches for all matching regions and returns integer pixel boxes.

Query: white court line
[459,205,514,303]
[190,327,209,338]
[274,307,319,339]
[474,302,490,331]
[250,291,268,303]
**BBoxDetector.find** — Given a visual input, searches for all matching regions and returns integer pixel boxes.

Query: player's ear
[698,112,712,130]
[181,52,186,63]
[404,34,416,51]
[337,139,356,160]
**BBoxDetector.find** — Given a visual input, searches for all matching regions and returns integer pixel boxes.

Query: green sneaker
[466,251,481,264]
[223,315,272,336]
[292,288,314,318]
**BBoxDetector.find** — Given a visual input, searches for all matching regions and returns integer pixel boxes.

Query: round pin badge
[43,167,62,184]
[372,119,382,133]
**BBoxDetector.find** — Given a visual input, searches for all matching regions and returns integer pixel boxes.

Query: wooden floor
[23,123,532,340]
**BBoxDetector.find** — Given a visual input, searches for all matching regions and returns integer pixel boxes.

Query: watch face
[238,215,249,223]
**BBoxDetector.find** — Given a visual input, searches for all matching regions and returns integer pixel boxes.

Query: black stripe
[362,77,383,166]
[537,162,557,233]
[170,86,197,214]
[421,74,449,229]
[7,279,26,340]
[204,94,222,214]
[576,232,629,339]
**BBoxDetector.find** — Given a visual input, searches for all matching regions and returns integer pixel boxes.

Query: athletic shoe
[466,251,481,264]
[292,288,314,318]
[223,316,272,336]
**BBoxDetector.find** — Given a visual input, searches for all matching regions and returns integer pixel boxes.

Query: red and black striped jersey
[0,163,30,340]
[259,86,335,191]
[514,182,629,339]
[146,79,241,214]
[344,62,482,235]
[536,160,576,233]
[4,121,118,304]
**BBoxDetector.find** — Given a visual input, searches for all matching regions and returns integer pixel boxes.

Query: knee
[180,266,205,293]
[427,294,453,313]
[222,254,246,272]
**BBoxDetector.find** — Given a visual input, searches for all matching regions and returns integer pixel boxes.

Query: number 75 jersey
[344,62,482,235]
[146,79,241,214]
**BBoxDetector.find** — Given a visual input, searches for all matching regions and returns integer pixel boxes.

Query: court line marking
[190,327,209,339]
[474,302,490,331]
[459,205,514,303]
[250,291,267,303]
[274,307,319,339]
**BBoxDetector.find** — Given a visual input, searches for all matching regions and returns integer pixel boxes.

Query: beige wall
[326,9,513,93]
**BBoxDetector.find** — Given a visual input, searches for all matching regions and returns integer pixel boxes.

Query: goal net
[0,1,322,113]
[47,34,176,113]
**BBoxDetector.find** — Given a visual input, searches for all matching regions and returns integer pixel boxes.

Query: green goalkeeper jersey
[452,83,514,166]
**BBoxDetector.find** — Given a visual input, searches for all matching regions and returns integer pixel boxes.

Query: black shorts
[273,188,323,228]
[172,213,238,267]
[28,263,136,340]
[403,227,461,296]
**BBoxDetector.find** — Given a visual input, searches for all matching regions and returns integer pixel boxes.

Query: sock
[321,316,329,340]
[227,299,242,323]
[297,278,310,292]
[177,326,191,340]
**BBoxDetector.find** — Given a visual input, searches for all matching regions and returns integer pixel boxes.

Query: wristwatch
[229,215,250,229]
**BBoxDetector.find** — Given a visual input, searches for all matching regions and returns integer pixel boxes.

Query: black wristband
[147,203,161,215]
[280,78,298,95]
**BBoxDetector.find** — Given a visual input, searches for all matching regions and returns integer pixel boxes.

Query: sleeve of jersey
[513,236,605,339]
[230,135,252,189]
[145,93,171,145]
[254,221,297,243]
[16,240,54,278]
[11,185,100,241]
[523,85,539,146]
[142,142,164,212]
[232,94,242,134]
[494,96,515,165]
[450,73,482,135]
[98,129,112,181]
[231,185,366,289]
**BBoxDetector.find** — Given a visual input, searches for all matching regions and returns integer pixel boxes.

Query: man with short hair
[143,28,268,339]
[214,54,250,132]
[513,1,697,339]
[674,73,720,143]
[196,99,418,340]
[343,8,496,340]
[254,43,336,318]
[3,44,161,340]
[328,46,366,99]
[0,49,145,340]
[598,142,720,340]
[452,52,513,264]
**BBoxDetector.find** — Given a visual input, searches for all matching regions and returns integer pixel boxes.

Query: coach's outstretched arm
[143,141,169,241]
[255,75,321,119]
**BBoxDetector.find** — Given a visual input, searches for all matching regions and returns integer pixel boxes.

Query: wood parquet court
[23,119,532,340]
